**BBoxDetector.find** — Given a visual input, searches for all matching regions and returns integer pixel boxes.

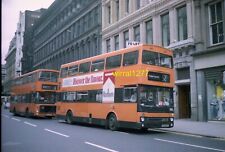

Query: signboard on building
[126,41,141,48]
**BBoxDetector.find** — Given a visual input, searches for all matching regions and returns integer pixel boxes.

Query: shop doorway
[178,85,191,118]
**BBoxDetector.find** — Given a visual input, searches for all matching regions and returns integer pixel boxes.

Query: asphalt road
[2,108,225,152]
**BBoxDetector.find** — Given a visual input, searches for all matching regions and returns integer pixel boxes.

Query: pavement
[158,119,225,139]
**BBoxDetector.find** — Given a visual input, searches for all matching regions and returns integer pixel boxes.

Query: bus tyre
[108,114,118,131]
[13,108,17,116]
[25,108,29,117]
[66,111,73,124]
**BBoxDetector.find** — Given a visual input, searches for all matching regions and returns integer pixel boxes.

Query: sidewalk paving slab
[159,119,225,139]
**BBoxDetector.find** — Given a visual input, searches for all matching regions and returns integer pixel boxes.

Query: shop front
[205,67,225,121]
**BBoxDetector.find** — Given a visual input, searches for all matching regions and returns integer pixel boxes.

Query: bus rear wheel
[66,111,73,124]
[13,108,17,116]
[25,108,29,117]
[108,114,118,131]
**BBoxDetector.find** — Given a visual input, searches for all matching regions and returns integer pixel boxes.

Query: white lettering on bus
[62,72,103,87]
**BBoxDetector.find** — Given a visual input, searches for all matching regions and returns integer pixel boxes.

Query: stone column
[111,0,116,24]
[130,0,136,13]
[140,21,146,43]
[152,15,160,45]
[196,70,207,121]
[119,32,124,49]
[120,0,125,19]
[187,0,193,38]
[169,8,176,44]
[129,27,134,41]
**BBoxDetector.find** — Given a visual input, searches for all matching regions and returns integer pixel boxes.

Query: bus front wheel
[66,111,73,124]
[108,114,118,131]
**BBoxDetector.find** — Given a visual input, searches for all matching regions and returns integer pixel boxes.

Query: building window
[134,25,140,42]
[136,0,140,10]
[177,6,188,41]
[116,0,119,21]
[161,13,170,47]
[106,39,111,52]
[114,35,119,50]
[125,0,129,13]
[146,20,153,44]
[124,30,129,48]
[108,5,111,24]
[209,2,224,45]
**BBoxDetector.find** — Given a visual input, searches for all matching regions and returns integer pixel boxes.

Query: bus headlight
[170,118,174,121]
[140,117,145,122]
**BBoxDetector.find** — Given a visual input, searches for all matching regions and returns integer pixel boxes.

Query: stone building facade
[101,0,224,121]
[4,9,45,95]
[32,0,102,71]
[21,9,46,74]
[192,0,225,121]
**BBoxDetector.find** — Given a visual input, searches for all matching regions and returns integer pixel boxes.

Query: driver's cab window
[139,86,157,107]
[123,87,137,102]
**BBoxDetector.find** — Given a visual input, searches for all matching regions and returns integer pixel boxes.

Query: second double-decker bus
[10,69,59,118]
[56,44,174,130]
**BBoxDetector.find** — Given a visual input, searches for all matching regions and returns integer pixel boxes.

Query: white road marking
[44,129,69,138]
[85,141,119,152]
[115,131,129,135]
[2,114,10,118]
[24,121,37,127]
[149,129,202,138]
[154,138,225,152]
[11,118,21,122]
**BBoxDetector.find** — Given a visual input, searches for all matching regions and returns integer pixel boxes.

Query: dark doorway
[178,85,191,118]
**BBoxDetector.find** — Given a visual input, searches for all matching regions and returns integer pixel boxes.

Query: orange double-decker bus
[56,44,174,130]
[10,69,59,118]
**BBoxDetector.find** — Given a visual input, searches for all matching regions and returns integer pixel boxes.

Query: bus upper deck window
[91,59,104,72]
[106,54,122,69]
[123,51,138,66]
[68,65,78,76]
[79,62,90,73]
[60,67,68,78]
[142,50,159,66]
[159,53,172,68]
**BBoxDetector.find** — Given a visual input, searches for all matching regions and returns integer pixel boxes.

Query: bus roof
[61,44,172,68]
[14,69,59,79]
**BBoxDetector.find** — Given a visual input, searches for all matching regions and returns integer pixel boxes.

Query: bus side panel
[88,103,138,122]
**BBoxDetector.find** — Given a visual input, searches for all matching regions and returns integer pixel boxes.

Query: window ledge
[167,38,194,50]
